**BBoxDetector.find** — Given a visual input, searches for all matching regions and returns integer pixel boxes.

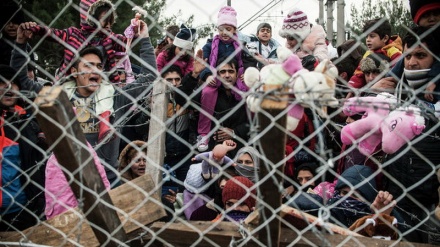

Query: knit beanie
[0,65,21,89]
[279,8,311,41]
[256,22,272,35]
[217,6,238,28]
[222,176,256,210]
[335,165,377,202]
[173,24,197,50]
[359,53,391,73]
[410,0,440,24]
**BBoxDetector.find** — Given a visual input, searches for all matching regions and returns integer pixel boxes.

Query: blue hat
[173,24,197,50]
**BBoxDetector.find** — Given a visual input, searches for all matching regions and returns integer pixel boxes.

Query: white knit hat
[279,8,311,41]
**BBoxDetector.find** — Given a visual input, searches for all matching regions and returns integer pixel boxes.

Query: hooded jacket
[28,0,127,84]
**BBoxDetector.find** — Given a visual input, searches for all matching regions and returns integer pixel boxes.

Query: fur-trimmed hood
[79,0,117,27]
[118,140,148,181]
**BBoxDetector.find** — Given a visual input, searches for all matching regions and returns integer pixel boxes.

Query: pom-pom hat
[217,6,238,28]
[173,24,197,50]
[279,8,311,41]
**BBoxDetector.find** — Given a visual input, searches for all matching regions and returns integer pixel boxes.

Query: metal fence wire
[0,0,440,246]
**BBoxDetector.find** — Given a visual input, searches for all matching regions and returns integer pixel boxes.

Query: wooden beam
[257,85,289,247]
[149,221,439,247]
[0,174,166,246]
[33,86,126,246]
[146,78,168,187]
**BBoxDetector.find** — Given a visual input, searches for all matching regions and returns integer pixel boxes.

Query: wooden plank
[0,174,166,246]
[33,86,126,246]
[149,221,439,247]
[146,78,168,187]
[257,85,289,247]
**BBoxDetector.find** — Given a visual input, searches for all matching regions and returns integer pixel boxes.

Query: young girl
[156,24,196,75]
[197,6,249,152]
[279,8,329,71]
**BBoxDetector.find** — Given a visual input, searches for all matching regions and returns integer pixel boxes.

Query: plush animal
[341,94,425,155]
[349,214,399,240]
[243,46,339,131]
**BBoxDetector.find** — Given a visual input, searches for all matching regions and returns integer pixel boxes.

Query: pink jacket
[44,143,111,219]
[290,24,328,62]
[156,50,194,75]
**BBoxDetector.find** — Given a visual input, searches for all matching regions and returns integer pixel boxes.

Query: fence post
[146,78,168,186]
[34,86,127,246]
[257,85,289,247]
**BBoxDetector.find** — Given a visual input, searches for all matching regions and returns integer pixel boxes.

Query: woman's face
[130,151,147,178]
[236,153,254,167]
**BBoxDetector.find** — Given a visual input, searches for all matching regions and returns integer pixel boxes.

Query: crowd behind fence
[0,0,440,246]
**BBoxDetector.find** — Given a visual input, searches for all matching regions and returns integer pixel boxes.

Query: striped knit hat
[279,8,311,41]
[173,24,197,50]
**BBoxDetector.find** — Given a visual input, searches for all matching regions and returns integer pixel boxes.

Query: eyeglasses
[165,77,181,83]
[259,28,271,33]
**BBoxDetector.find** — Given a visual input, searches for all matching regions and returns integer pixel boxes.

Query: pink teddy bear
[341,94,425,156]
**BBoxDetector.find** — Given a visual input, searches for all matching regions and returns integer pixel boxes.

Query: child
[278,8,329,71]
[348,18,402,92]
[196,6,249,152]
[25,0,131,84]
[213,176,256,222]
[156,24,196,75]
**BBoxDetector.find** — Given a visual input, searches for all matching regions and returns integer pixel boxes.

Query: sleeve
[89,143,111,189]
[386,57,404,79]
[10,42,43,94]
[184,163,209,193]
[138,37,158,76]
[156,51,166,72]
[200,42,213,81]
[112,34,128,53]
[348,62,367,89]
[29,25,69,43]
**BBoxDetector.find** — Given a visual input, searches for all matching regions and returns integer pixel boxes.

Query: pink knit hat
[217,6,238,28]
[279,8,311,41]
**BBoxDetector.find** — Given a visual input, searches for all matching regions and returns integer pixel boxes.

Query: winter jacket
[156,50,194,75]
[243,34,281,69]
[0,106,47,217]
[44,143,110,219]
[349,35,402,89]
[289,24,328,62]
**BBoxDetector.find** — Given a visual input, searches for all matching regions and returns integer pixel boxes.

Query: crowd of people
[0,0,439,244]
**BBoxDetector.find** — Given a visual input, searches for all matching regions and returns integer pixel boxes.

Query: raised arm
[11,22,43,94]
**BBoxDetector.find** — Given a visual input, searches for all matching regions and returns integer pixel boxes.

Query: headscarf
[233,146,260,183]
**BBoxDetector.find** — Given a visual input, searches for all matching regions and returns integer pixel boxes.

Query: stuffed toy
[349,214,399,240]
[341,94,425,155]
[244,46,338,131]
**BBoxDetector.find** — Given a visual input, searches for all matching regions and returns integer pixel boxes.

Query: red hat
[410,0,440,24]
[222,176,256,210]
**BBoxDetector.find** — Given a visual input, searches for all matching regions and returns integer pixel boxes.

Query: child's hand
[222,140,237,151]
[206,75,216,87]
[371,190,396,215]
[163,189,177,204]
[424,83,436,102]
[192,49,205,78]
[16,22,37,44]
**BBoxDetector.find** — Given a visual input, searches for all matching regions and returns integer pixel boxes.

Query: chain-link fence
[0,0,440,246]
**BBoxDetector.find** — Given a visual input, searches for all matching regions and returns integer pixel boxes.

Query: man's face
[365,32,387,51]
[404,43,434,70]
[257,27,272,44]
[163,71,182,87]
[0,82,19,108]
[72,53,103,97]
[217,63,237,89]
[4,22,19,38]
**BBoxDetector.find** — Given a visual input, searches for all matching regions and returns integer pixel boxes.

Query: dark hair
[216,55,239,71]
[403,25,440,56]
[256,22,272,35]
[166,25,180,40]
[1,0,25,29]
[165,44,191,64]
[0,65,21,89]
[161,64,183,78]
[332,57,357,82]
[362,18,392,39]
[72,46,104,68]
